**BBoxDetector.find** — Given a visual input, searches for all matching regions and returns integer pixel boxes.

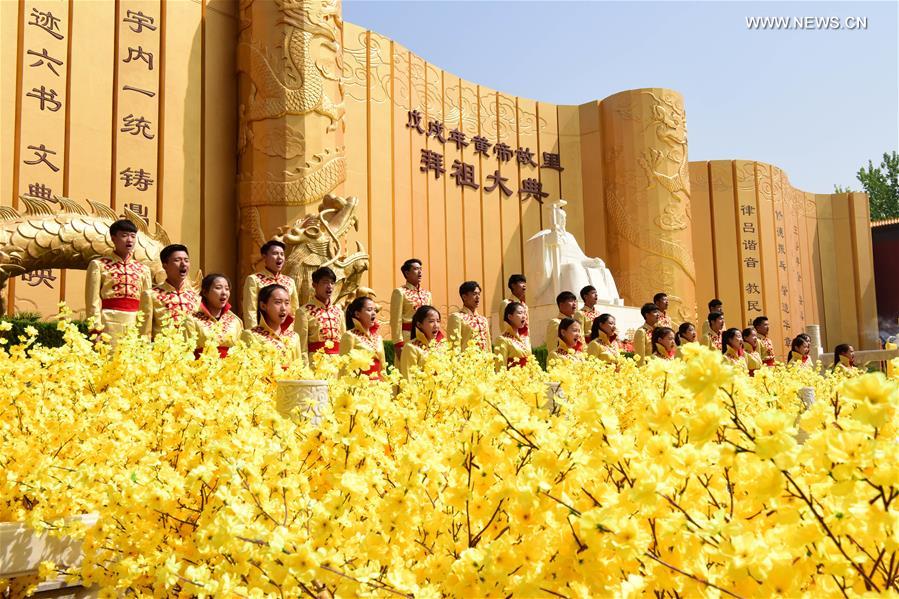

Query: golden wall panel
[708,161,741,326]
[407,51,429,274]
[203,0,238,281]
[478,87,504,321]
[518,97,542,280]
[849,192,879,349]
[556,105,584,249]
[796,192,816,330]
[367,31,394,311]
[442,71,465,313]
[341,23,369,288]
[112,0,160,224]
[755,163,785,357]
[829,193,861,348]
[781,180,805,335]
[1,0,18,212]
[537,101,561,234]
[770,168,793,346]
[63,0,116,315]
[733,160,763,329]
[160,0,201,263]
[578,102,605,261]
[802,192,822,341]
[459,79,484,295]
[14,0,70,316]
[424,63,448,315]
[815,194,840,349]
[688,162,716,313]
[497,91,523,291]
[390,43,413,294]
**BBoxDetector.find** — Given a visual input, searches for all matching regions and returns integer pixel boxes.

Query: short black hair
[507,274,526,289]
[721,328,742,353]
[160,244,189,263]
[260,240,286,256]
[503,301,524,324]
[410,304,439,333]
[708,311,724,325]
[651,326,675,351]
[742,327,756,340]
[591,313,614,341]
[200,273,230,296]
[832,343,852,370]
[558,317,578,337]
[257,283,288,324]
[653,292,668,303]
[641,302,660,317]
[580,285,596,300]
[676,322,695,345]
[110,219,138,236]
[708,298,723,310]
[311,266,337,284]
[345,295,375,330]
[556,291,577,305]
[401,258,422,275]
[752,315,769,328]
[459,281,480,297]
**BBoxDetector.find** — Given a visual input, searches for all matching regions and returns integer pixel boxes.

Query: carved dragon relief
[605,186,696,285]
[241,147,347,207]
[244,194,370,306]
[237,0,347,208]
[636,91,692,232]
[0,195,171,314]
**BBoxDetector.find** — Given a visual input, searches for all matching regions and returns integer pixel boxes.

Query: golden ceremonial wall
[1,0,238,318]
[1,0,878,357]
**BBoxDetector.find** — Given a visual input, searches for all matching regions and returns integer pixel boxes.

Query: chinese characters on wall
[737,198,764,325]
[113,3,159,224]
[407,109,562,205]
[17,2,72,293]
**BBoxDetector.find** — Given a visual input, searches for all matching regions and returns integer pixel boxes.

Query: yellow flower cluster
[2,318,898,598]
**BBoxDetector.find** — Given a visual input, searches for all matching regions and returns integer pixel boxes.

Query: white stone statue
[525,200,622,307]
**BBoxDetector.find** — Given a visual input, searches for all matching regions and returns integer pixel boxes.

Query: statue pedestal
[520,301,644,347]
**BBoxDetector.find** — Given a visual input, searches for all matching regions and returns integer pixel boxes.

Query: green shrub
[1,313,89,349]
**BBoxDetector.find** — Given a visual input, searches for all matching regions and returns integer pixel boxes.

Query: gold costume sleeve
[633,329,648,358]
[390,288,404,344]
[447,313,463,346]
[138,290,154,337]
[399,342,422,377]
[85,259,102,324]
[296,307,310,358]
[243,275,259,329]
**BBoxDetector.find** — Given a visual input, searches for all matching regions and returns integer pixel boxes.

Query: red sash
[507,356,528,368]
[395,322,414,348]
[308,341,340,355]
[281,314,295,333]
[763,358,776,367]
[193,346,230,359]
[360,358,382,380]
[102,297,140,312]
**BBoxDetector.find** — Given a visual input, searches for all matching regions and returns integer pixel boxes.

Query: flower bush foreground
[1,319,898,598]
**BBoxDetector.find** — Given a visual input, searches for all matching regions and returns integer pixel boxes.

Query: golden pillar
[236,0,347,288]
[599,88,697,322]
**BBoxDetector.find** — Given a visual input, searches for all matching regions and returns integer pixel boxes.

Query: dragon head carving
[275,193,368,305]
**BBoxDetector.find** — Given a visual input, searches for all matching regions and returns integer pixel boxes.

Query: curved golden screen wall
[1,1,877,356]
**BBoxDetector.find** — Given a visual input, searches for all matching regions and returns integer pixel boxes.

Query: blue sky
[344,1,898,194]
